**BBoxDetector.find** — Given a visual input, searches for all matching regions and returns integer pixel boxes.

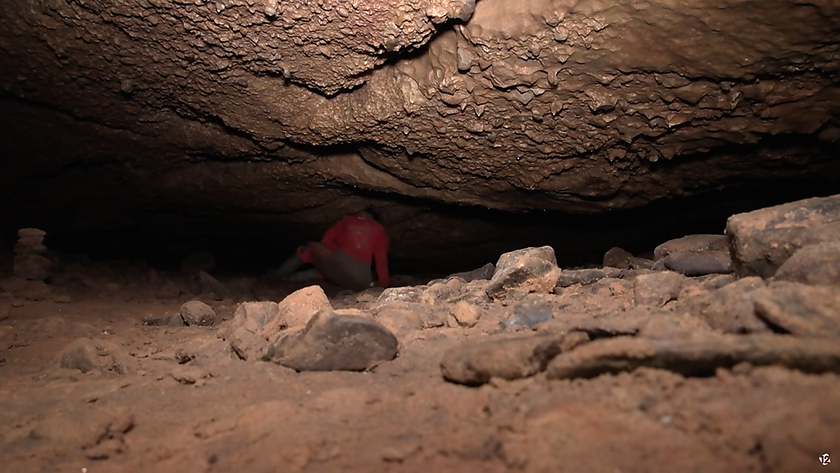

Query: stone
[663,250,733,276]
[275,285,332,330]
[555,267,625,288]
[11,298,25,308]
[447,263,495,282]
[18,228,46,239]
[143,313,187,327]
[603,247,634,269]
[753,282,840,337]
[774,241,840,286]
[265,310,398,371]
[376,286,424,305]
[13,253,52,280]
[449,301,482,328]
[374,301,448,335]
[627,256,654,270]
[224,301,281,360]
[679,276,770,334]
[57,338,129,375]
[180,300,217,327]
[18,280,52,301]
[726,194,840,278]
[0,304,9,322]
[440,332,590,385]
[181,252,217,275]
[633,271,686,307]
[504,294,555,328]
[546,334,840,380]
[654,234,728,260]
[198,271,229,300]
[486,246,562,299]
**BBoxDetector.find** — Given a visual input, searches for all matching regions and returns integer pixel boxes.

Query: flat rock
[224,301,281,360]
[633,271,686,307]
[143,313,187,327]
[546,334,840,379]
[13,253,52,281]
[654,234,728,260]
[603,247,634,269]
[726,194,840,278]
[180,252,216,275]
[555,267,625,288]
[440,331,590,385]
[486,246,562,299]
[275,285,332,330]
[197,271,228,300]
[663,250,733,276]
[774,241,840,286]
[56,338,129,375]
[180,300,217,326]
[753,282,840,337]
[374,301,449,335]
[18,228,46,238]
[376,286,424,305]
[265,310,398,371]
[678,276,770,334]
[447,262,495,282]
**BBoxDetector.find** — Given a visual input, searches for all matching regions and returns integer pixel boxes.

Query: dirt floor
[0,255,839,472]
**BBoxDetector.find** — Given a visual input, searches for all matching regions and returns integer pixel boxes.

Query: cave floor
[1,286,837,473]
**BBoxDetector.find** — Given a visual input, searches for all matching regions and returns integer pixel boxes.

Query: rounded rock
[180,300,217,326]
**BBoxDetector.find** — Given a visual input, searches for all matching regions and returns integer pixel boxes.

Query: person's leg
[312,251,372,291]
[272,254,306,278]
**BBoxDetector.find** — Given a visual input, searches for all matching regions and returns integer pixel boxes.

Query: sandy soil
[0,269,838,473]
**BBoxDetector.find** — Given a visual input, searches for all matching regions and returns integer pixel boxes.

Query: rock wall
[0,0,839,266]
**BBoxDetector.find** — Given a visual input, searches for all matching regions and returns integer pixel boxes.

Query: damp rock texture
[1,0,840,259]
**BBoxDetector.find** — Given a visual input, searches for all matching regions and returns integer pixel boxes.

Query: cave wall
[1,0,839,269]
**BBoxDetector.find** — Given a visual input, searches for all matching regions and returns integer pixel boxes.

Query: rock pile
[13,228,52,281]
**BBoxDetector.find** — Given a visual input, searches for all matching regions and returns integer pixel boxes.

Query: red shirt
[300,213,391,287]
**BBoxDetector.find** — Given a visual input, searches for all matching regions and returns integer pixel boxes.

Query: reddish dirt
[1,276,838,473]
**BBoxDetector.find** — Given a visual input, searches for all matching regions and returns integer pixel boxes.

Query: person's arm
[373,229,390,287]
[320,220,342,251]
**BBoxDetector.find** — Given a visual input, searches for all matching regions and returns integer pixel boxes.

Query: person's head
[361,205,382,222]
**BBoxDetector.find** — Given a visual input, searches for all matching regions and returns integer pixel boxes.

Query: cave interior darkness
[2,158,839,278]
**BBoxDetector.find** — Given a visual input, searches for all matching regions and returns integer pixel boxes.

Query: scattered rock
[13,253,52,281]
[170,366,210,385]
[555,267,625,288]
[143,313,187,327]
[447,263,495,282]
[633,271,686,307]
[546,335,840,380]
[180,301,217,327]
[376,286,424,305]
[181,252,216,275]
[663,250,733,276]
[603,247,634,269]
[679,276,770,334]
[56,338,129,375]
[774,241,840,286]
[726,194,840,278]
[654,234,728,260]
[440,331,590,385]
[265,310,398,371]
[275,285,332,330]
[753,282,840,337]
[486,246,562,299]
[504,294,555,328]
[198,271,229,300]
[449,301,482,328]
[374,302,448,335]
[224,301,280,361]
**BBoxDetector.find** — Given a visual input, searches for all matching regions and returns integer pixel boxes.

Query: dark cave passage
[2,175,839,277]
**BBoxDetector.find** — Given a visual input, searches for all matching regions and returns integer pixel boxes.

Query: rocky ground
[1,195,839,472]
